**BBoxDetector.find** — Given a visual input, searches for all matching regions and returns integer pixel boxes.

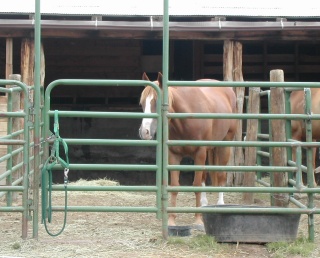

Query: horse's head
[139,72,162,140]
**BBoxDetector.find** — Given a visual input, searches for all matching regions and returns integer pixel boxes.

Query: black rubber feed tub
[202,205,301,243]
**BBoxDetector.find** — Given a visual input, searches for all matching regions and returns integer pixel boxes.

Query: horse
[139,72,237,227]
[291,88,320,186]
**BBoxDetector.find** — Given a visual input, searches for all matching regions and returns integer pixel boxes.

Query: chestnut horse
[139,72,237,227]
[291,88,320,186]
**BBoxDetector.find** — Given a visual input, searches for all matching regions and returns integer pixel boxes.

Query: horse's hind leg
[200,171,208,206]
[208,147,229,205]
[193,148,207,226]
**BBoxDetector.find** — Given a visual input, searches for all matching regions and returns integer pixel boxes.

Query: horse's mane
[140,85,174,109]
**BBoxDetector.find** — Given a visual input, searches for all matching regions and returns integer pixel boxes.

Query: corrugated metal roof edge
[1,11,320,18]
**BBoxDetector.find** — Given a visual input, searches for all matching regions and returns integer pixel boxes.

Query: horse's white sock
[200,182,208,206]
[217,192,224,205]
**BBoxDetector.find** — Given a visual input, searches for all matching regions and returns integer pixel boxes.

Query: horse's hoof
[193,224,205,231]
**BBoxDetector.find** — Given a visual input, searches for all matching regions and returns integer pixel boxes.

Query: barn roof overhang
[1,10,320,41]
[1,0,320,40]
[1,18,320,32]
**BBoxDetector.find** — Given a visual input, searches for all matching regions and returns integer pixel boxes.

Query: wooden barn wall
[43,38,145,106]
[0,38,21,79]
[196,40,320,83]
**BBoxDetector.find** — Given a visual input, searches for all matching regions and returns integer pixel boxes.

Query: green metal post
[295,146,303,190]
[304,88,315,241]
[161,0,170,240]
[6,91,13,205]
[33,0,41,239]
[267,90,275,206]
[285,90,294,186]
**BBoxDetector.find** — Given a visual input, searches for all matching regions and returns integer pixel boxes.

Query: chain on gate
[41,110,70,236]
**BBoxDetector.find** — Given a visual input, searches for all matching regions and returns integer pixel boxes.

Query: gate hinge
[27,199,33,221]
[28,106,35,127]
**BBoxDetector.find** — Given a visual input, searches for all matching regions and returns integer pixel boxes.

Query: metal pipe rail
[63,139,157,146]
[168,80,320,88]
[168,207,320,215]
[168,186,320,193]
[167,113,320,120]
[47,110,157,119]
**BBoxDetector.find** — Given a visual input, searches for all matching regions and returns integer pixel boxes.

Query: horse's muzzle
[139,127,153,140]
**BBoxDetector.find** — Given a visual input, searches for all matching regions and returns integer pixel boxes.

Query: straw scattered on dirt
[1,178,320,257]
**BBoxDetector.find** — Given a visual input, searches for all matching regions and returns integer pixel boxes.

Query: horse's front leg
[208,147,228,205]
[312,141,318,187]
[168,170,180,226]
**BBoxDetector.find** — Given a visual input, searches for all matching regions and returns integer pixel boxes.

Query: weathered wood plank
[270,69,288,207]
[243,87,260,204]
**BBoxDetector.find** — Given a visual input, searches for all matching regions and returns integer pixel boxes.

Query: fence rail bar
[64,138,158,146]
[0,207,24,212]
[51,185,158,191]
[0,186,24,191]
[167,113,320,120]
[168,207,320,214]
[168,80,320,88]
[50,206,158,213]
[0,111,26,117]
[167,140,320,147]
[0,162,24,181]
[51,164,158,171]
[167,165,296,172]
[0,140,26,145]
[168,186,319,193]
[48,110,158,119]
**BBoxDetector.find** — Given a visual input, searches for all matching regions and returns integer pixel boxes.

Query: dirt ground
[1,179,320,258]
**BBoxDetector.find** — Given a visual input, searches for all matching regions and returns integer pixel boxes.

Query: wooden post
[21,38,35,109]
[270,69,289,207]
[6,38,13,79]
[21,38,35,187]
[232,42,245,186]
[243,87,260,204]
[223,40,245,186]
[223,40,234,82]
[20,37,45,203]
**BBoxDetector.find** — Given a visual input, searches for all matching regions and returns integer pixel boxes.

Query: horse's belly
[312,120,320,139]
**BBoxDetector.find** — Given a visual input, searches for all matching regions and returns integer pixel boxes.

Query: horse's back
[169,83,237,143]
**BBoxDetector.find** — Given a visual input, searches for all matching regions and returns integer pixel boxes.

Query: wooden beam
[1,28,320,41]
[5,38,13,79]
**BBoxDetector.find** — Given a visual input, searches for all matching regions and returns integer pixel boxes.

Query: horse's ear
[142,72,150,82]
[157,72,163,88]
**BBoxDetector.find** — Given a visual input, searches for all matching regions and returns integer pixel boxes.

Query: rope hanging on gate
[41,110,70,237]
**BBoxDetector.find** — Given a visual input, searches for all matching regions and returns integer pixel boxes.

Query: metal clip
[34,133,55,147]
[49,156,57,163]
[64,168,69,187]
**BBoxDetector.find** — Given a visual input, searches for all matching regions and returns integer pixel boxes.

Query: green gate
[0,79,34,239]
[41,79,164,234]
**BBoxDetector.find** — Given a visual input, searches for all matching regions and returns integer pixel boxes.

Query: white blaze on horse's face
[139,92,158,140]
